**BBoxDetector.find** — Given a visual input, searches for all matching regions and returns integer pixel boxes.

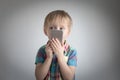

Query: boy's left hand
[50,38,64,57]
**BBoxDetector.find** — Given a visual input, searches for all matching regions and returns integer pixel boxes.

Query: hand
[50,38,64,58]
[45,41,53,59]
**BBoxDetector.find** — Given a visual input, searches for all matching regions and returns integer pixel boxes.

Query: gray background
[0,0,120,80]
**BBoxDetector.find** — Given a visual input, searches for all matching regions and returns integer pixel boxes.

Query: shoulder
[38,45,46,54]
[67,46,77,66]
[68,46,77,57]
[69,46,77,52]
[35,45,46,64]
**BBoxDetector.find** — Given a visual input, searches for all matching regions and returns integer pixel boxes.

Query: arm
[35,42,53,80]
[58,56,76,80]
[50,38,76,80]
[35,57,52,80]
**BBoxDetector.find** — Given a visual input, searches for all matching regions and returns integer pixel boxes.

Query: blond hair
[44,10,72,32]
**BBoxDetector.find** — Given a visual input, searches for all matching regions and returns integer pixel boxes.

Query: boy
[35,10,77,80]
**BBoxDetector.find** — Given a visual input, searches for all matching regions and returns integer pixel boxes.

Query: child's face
[45,18,70,43]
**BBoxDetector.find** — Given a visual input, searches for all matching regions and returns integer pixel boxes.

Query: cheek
[45,30,51,39]
[63,31,69,39]
[47,33,51,39]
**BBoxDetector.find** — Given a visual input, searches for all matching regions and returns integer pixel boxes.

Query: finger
[50,47,53,52]
[55,38,61,46]
[50,44,55,52]
[51,38,57,48]
[51,41,57,51]
[46,44,51,50]
[46,44,49,48]
[46,45,53,52]
[47,41,50,44]
[51,41,56,49]
[47,42,50,46]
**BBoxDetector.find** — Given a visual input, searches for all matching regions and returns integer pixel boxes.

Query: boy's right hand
[45,41,53,59]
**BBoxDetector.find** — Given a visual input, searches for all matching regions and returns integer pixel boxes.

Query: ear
[64,30,70,39]
[67,30,70,36]
[44,28,47,36]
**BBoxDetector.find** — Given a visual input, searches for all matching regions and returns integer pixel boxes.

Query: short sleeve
[35,46,46,64]
[67,49,77,66]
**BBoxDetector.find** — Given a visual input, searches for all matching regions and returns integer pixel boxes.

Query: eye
[49,26,57,30]
[49,26,53,30]
[60,27,65,31]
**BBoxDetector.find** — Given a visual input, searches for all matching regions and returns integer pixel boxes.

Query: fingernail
[47,41,49,44]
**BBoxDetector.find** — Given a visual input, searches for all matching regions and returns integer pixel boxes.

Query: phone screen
[50,29,63,43]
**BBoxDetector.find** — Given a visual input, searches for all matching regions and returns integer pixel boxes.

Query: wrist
[57,54,68,63]
[46,56,53,60]
[56,52,64,58]
[57,53,64,60]
[46,52,53,59]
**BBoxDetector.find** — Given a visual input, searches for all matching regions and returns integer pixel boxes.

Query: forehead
[50,16,69,27]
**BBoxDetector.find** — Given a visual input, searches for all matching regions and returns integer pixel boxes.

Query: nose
[54,27,60,30]
[57,27,60,30]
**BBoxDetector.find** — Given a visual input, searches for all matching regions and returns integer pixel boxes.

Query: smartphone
[50,29,63,43]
